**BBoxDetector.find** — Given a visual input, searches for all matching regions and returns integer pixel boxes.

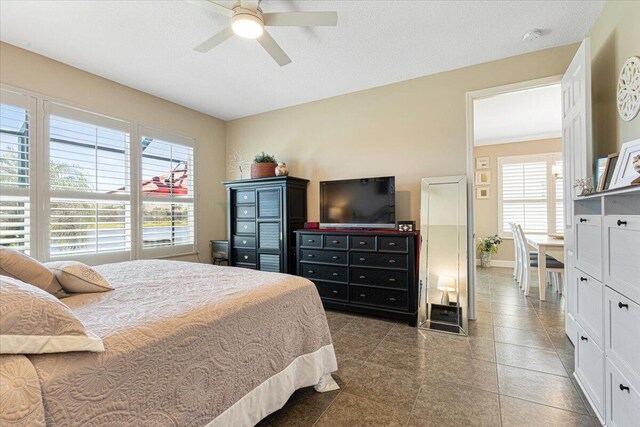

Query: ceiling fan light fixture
[232,13,264,39]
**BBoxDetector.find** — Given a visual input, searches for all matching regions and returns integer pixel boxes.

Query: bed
[2,260,338,426]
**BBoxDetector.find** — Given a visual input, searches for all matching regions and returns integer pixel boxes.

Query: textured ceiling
[0,0,604,121]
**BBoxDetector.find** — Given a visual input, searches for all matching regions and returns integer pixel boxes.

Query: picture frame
[476,157,489,170]
[475,171,491,185]
[476,187,490,199]
[610,138,640,189]
[397,220,416,232]
[597,153,618,192]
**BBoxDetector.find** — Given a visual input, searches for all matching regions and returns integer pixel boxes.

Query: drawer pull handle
[243,210,248,214]
[580,277,587,282]
[388,242,397,246]
[617,219,627,226]
[307,254,314,258]
[332,272,339,277]
[308,239,315,243]
[308,270,315,274]
[243,195,248,199]
[359,275,366,279]
[579,218,587,223]
[389,278,396,283]
[389,297,397,302]
[359,257,366,261]
[332,290,339,294]
[332,240,339,244]
[580,336,588,341]
[243,255,249,260]
[242,240,247,244]
[620,384,630,392]
[359,241,367,245]
[619,302,629,309]
[389,259,396,264]
[359,294,366,298]
[243,225,248,229]
[332,256,339,260]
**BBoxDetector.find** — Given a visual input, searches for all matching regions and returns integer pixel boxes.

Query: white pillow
[46,261,114,294]
[0,247,67,297]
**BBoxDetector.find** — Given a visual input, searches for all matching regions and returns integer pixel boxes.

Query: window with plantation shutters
[140,128,195,255]
[46,102,131,259]
[498,153,563,237]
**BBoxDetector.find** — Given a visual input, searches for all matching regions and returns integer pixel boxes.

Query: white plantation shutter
[46,102,131,259]
[0,90,36,254]
[554,160,564,234]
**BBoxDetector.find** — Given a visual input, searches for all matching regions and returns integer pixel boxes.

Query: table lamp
[437,275,456,305]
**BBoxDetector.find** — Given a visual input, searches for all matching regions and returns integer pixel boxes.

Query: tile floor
[258,267,599,427]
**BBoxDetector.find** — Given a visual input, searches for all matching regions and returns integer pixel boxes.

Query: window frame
[497,152,563,239]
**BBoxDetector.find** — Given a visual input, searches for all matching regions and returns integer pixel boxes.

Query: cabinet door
[575,325,605,418]
[574,215,602,281]
[606,359,640,427]
[565,249,577,344]
[257,187,281,219]
[604,215,640,304]
[574,269,604,348]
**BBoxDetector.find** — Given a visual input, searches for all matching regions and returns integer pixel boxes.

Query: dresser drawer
[604,215,640,304]
[379,236,408,253]
[350,285,408,310]
[234,190,255,204]
[605,287,640,389]
[232,235,256,249]
[349,235,376,251]
[299,233,322,248]
[575,325,605,418]
[300,249,347,265]
[315,281,348,302]
[575,215,602,281]
[350,267,408,289]
[323,234,348,250]
[574,269,604,348]
[606,359,640,427]
[234,249,256,265]
[301,264,348,283]
[235,206,256,219]
[235,221,255,235]
[350,252,408,269]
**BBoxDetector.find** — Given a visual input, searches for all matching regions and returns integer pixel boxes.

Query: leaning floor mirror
[418,175,468,335]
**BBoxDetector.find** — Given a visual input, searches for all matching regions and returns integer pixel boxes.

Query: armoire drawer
[350,285,408,310]
[235,221,255,235]
[606,359,640,427]
[314,281,348,302]
[604,215,640,304]
[575,325,605,418]
[350,252,408,269]
[300,249,348,265]
[574,269,604,348]
[234,190,255,204]
[234,249,256,265]
[301,264,348,283]
[350,267,408,289]
[605,287,640,389]
[235,206,256,219]
[232,235,256,249]
[574,215,602,281]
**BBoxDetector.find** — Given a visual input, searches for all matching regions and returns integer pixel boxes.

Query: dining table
[526,234,565,301]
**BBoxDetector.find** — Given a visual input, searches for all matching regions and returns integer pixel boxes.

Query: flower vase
[480,251,491,268]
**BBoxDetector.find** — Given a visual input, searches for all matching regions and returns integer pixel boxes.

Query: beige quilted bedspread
[1,260,334,426]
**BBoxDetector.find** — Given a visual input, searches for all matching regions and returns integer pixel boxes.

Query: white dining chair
[513,224,564,296]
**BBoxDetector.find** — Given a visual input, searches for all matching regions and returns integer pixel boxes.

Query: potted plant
[250,152,277,179]
[477,235,503,268]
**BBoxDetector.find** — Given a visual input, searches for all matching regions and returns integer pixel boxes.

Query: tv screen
[320,177,395,228]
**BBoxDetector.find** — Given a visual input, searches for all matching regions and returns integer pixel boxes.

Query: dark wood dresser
[223,176,308,274]
[295,229,418,325]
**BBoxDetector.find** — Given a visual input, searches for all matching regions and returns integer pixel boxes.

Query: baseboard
[475,259,515,268]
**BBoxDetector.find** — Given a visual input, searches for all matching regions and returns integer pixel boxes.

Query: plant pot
[250,162,277,179]
[480,251,491,268]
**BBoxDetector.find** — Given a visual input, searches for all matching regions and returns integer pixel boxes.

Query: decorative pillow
[46,261,114,293]
[0,276,104,354]
[0,247,67,298]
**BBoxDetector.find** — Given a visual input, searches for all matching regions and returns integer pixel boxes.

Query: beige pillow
[46,261,113,293]
[0,276,104,354]
[0,247,67,297]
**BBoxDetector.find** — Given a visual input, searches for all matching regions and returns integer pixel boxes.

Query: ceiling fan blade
[257,31,291,66]
[263,11,337,27]
[185,0,233,17]
[240,0,260,11]
[194,27,235,52]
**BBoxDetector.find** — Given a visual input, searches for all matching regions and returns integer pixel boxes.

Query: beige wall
[0,42,227,263]
[226,44,579,224]
[473,138,563,263]
[590,0,640,157]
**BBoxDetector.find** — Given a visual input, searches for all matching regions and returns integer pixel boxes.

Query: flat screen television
[320,176,396,229]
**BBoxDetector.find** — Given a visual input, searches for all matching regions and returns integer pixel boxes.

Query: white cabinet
[575,269,604,347]
[606,360,640,427]
[605,287,640,390]
[574,215,602,281]
[603,215,640,304]
[575,325,605,417]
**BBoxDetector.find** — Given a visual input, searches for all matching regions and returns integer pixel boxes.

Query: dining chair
[513,224,564,296]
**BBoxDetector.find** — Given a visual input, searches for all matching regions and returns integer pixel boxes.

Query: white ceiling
[473,84,562,146]
[0,0,604,121]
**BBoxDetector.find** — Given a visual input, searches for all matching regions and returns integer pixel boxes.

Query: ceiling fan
[186,0,338,66]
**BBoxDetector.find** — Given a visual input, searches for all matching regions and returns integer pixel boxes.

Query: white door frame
[464,74,563,320]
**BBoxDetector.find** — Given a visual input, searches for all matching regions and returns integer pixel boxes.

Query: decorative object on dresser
[617,56,640,122]
[224,176,308,273]
[569,186,640,425]
[210,240,229,265]
[227,150,251,180]
[597,153,619,192]
[275,162,289,176]
[250,152,278,179]
[295,229,418,326]
[573,177,594,196]
[610,138,640,189]
[396,220,415,232]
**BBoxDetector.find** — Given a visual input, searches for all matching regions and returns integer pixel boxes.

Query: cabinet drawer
[606,359,640,427]
[379,236,408,253]
[604,215,640,304]
[574,269,604,348]
[299,233,322,248]
[350,252,408,269]
[605,287,640,389]
[235,206,256,219]
[301,264,348,283]
[232,235,256,249]
[350,267,408,289]
[350,285,408,310]
[234,190,255,204]
[300,249,347,265]
[323,234,348,250]
[575,325,605,418]
[314,281,348,302]
[575,215,602,281]
[234,249,256,265]
[349,235,376,251]
[235,221,255,235]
